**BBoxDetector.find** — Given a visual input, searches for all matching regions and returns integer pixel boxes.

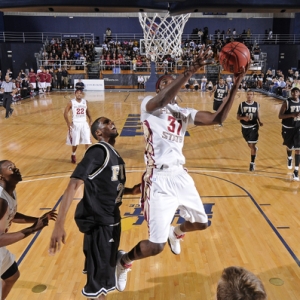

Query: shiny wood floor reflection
[1,89,300,299]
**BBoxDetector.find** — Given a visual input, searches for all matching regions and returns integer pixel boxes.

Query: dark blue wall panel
[3,15,273,39]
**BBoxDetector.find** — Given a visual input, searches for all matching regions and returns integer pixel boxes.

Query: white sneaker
[293,170,299,181]
[168,226,185,255]
[115,250,131,292]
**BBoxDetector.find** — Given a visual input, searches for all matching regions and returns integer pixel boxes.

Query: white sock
[174,225,185,237]
[72,152,76,155]
[295,166,299,171]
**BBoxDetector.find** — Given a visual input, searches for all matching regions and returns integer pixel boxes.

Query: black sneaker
[287,157,293,170]
[292,170,299,181]
[249,162,255,171]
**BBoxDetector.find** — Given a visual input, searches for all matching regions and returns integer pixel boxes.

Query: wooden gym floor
[1,89,300,299]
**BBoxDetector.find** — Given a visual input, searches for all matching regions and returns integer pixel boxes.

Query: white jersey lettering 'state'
[141,95,197,168]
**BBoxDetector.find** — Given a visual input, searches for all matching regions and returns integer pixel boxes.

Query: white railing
[37,59,265,74]
[0,32,94,43]
[103,33,300,45]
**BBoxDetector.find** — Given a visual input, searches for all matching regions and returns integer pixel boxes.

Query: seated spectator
[75,79,85,91]
[137,75,145,89]
[282,79,292,98]
[206,81,213,91]
[192,79,199,91]
[216,266,267,300]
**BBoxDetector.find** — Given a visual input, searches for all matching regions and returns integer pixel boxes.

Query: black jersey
[214,84,227,101]
[281,98,300,128]
[73,141,126,232]
[237,101,259,127]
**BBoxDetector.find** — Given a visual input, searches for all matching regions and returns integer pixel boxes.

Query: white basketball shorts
[66,122,91,146]
[142,165,208,244]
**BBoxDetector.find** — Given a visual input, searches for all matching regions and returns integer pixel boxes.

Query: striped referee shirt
[1,81,16,92]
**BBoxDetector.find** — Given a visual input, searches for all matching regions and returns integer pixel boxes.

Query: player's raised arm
[145,48,214,112]
[194,68,247,126]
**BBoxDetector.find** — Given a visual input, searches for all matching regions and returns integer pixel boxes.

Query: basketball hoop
[139,12,190,62]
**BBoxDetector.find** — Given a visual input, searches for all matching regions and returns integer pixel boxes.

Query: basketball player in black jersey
[49,117,140,300]
[278,87,300,181]
[237,90,263,171]
[210,78,228,126]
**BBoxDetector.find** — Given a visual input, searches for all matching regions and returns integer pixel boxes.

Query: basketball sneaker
[249,162,255,172]
[71,155,76,164]
[115,250,131,292]
[292,170,299,181]
[168,226,185,255]
[287,157,293,170]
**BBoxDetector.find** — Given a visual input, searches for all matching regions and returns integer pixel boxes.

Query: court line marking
[16,169,299,267]
[194,172,300,267]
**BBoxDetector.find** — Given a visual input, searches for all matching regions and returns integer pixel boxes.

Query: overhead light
[48,7,54,12]
[69,16,73,18]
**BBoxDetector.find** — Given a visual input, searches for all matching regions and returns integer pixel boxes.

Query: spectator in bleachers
[294,71,300,81]
[282,79,293,98]
[105,27,112,42]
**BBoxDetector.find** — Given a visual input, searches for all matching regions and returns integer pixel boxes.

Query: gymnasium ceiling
[0,0,299,15]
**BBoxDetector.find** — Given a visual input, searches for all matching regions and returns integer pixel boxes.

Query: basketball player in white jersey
[0,160,57,299]
[64,89,92,163]
[115,49,247,292]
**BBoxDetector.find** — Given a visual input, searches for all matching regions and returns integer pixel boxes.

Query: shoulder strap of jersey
[86,142,110,180]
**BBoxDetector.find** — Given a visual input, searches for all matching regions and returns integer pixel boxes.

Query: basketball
[219,42,251,74]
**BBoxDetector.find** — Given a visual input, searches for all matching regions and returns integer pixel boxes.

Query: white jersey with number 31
[141,95,197,168]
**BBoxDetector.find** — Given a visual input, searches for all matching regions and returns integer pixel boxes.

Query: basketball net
[139,12,190,62]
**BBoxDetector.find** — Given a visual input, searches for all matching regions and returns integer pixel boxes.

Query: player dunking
[64,89,92,163]
[115,49,247,291]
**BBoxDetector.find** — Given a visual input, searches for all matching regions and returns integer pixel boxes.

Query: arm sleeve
[71,146,106,181]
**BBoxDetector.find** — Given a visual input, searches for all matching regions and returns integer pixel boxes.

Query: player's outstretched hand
[40,210,58,223]
[30,210,57,233]
[49,224,66,256]
[131,183,141,195]
[195,46,214,68]
[234,65,248,84]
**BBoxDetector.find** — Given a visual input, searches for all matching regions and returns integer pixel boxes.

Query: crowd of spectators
[240,68,300,99]
[98,25,262,74]
[40,38,96,70]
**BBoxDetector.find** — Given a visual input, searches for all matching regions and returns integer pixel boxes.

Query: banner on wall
[62,34,79,39]
[102,74,136,86]
[74,79,104,91]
